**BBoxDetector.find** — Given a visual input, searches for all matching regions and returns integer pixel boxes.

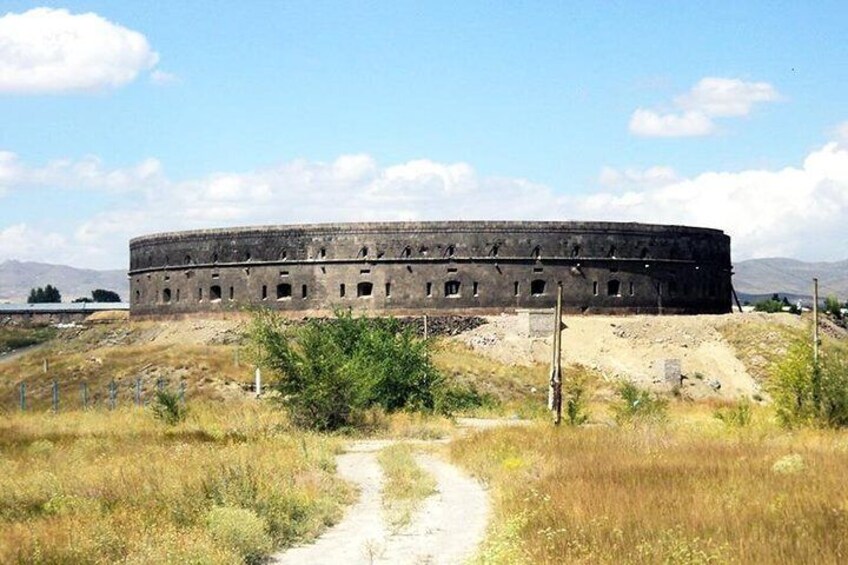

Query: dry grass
[378,443,437,530]
[452,416,848,564]
[0,401,352,563]
[0,323,254,412]
[0,327,56,355]
[716,317,806,383]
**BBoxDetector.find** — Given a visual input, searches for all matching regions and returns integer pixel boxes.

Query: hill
[733,257,848,299]
[0,260,127,303]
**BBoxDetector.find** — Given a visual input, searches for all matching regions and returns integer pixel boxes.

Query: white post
[255,367,262,398]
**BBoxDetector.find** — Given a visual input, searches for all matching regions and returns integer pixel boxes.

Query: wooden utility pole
[549,282,563,425]
[813,278,820,366]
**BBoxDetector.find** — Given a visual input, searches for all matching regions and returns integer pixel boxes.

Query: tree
[27,285,61,303]
[753,294,783,313]
[72,297,93,303]
[824,296,843,320]
[247,309,451,431]
[91,289,122,303]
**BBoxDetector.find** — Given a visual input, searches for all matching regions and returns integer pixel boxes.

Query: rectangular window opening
[473,281,479,296]
[302,284,308,299]
[514,281,519,296]
[261,285,268,300]
[426,282,433,297]
[593,281,599,296]
[385,282,391,297]
[229,287,234,300]
[629,282,635,296]
[340,283,346,298]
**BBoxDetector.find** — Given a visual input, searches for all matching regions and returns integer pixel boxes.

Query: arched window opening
[357,282,373,297]
[640,247,650,259]
[419,246,429,255]
[359,246,369,258]
[163,288,171,303]
[184,255,192,265]
[490,244,499,257]
[444,280,461,297]
[135,289,140,302]
[402,246,411,258]
[245,252,252,262]
[571,245,580,258]
[607,245,616,258]
[276,283,292,300]
[607,280,621,297]
[280,249,288,261]
[445,245,456,258]
[339,284,346,298]
[532,246,541,260]
[210,285,222,301]
[212,252,219,264]
[530,279,547,296]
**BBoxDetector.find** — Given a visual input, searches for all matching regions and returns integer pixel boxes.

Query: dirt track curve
[272,439,490,565]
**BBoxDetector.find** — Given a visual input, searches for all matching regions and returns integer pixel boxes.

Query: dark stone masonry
[128,221,732,317]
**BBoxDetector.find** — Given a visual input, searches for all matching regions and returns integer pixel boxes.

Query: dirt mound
[453,312,812,399]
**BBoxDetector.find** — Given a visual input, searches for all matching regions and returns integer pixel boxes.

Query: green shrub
[825,296,843,320]
[205,506,272,563]
[753,295,784,313]
[612,382,667,424]
[770,340,848,428]
[563,377,590,426]
[713,400,752,427]
[248,309,452,430]
[151,389,188,426]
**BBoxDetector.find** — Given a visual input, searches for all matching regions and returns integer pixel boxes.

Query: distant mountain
[734,258,848,300]
[0,260,127,303]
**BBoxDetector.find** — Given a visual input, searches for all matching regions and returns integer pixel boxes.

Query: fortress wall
[129,221,732,316]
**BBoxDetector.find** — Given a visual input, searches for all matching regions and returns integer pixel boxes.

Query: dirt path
[272,439,490,565]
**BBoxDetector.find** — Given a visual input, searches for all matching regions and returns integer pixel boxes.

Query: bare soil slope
[455,312,814,399]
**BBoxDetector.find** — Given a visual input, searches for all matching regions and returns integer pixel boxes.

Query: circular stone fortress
[129,221,732,317]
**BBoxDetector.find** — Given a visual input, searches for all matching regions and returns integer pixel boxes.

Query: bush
[713,400,752,427]
[151,389,188,425]
[563,374,590,426]
[770,340,848,428]
[825,296,843,320]
[612,382,667,424]
[753,294,784,313]
[248,309,452,431]
[205,506,272,564]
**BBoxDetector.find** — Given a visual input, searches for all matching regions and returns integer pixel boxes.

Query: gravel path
[272,441,490,565]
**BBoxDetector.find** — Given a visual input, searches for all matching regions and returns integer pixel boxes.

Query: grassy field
[0,327,56,355]
[0,401,352,564]
[451,407,848,564]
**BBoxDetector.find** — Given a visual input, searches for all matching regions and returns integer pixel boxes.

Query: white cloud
[2,143,848,268]
[675,78,779,117]
[629,77,779,137]
[598,165,679,188]
[149,69,178,86]
[0,8,159,93]
[835,121,848,143]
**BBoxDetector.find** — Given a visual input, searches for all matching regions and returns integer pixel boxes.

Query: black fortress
[129,221,732,317]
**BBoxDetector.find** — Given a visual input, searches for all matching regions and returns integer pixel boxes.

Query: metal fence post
[109,380,117,410]
[255,367,262,397]
[20,382,26,412]
[52,380,59,413]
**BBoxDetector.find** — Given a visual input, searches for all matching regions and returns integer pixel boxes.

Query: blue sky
[0,2,847,268]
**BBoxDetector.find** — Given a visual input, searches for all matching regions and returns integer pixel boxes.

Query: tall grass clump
[771,340,848,428]
[151,388,188,425]
[0,402,351,563]
[611,382,667,424]
[247,309,476,430]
